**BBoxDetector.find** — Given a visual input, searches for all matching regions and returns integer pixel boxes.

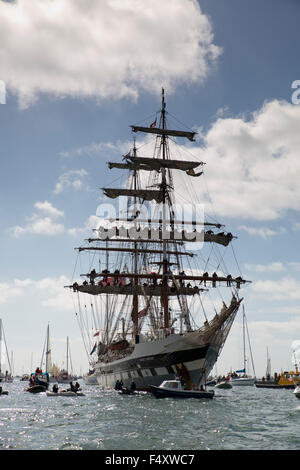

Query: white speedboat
[150,380,214,399]
[294,385,300,399]
[46,390,85,397]
[230,376,255,386]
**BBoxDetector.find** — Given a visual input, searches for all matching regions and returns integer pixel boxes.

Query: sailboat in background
[0,319,13,382]
[56,337,76,383]
[41,324,56,383]
[230,305,255,386]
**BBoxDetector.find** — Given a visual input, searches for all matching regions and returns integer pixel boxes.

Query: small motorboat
[26,384,47,394]
[26,371,50,393]
[118,388,146,396]
[119,388,138,395]
[0,388,8,395]
[150,380,214,399]
[215,380,232,389]
[294,385,300,399]
[46,390,85,397]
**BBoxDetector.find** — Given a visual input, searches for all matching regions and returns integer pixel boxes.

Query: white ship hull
[230,377,255,386]
[94,319,236,390]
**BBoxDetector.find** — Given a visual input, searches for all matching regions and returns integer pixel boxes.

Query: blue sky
[0,0,300,377]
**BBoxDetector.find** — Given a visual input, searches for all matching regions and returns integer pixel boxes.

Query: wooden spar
[86,238,184,245]
[76,246,194,257]
[130,125,196,142]
[79,271,250,284]
[87,231,234,246]
[69,284,206,296]
[107,217,224,227]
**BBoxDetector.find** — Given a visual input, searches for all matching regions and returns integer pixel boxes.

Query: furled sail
[128,156,203,172]
[102,188,164,203]
[131,125,196,142]
[71,283,202,297]
[108,162,153,171]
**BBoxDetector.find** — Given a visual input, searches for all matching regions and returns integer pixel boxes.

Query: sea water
[0,379,299,451]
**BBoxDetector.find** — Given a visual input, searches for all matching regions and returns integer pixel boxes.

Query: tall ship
[67,89,250,390]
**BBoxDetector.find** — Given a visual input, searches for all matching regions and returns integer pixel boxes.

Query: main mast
[132,139,139,342]
[160,88,169,332]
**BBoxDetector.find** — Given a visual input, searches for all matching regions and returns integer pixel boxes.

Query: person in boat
[226,274,232,286]
[52,384,59,393]
[74,382,81,391]
[115,379,123,391]
[68,381,76,392]
[212,272,218,287]
[130,381,136,392]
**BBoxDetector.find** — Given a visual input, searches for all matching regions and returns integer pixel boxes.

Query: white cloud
[0,0,221,108]
[54,169,87,194]
[67,215,101,237]
[35,275,74,311]
[238,225,284,239]
[166,99,300,222]
[245,262,285,272]
[60,141,127,159]
[287,262,300,271]
[0,282,23,304]
[12,201,65,237]
[245,261,300,273]
[12,216,64,237]
[34,200,64,218]
[252,277,300,300]
[0,276,73,311]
